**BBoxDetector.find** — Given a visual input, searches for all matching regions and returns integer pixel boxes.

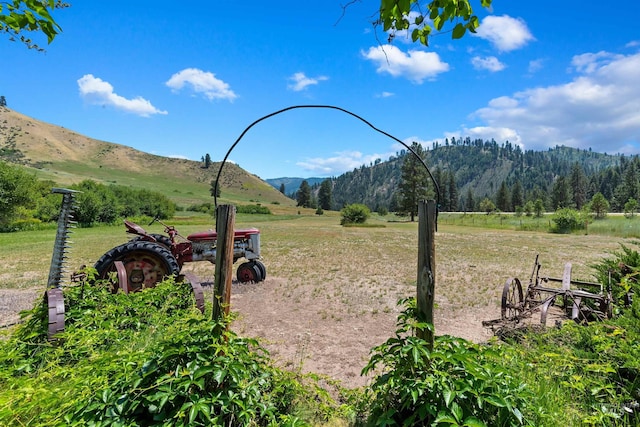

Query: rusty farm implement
[488,254,613,328]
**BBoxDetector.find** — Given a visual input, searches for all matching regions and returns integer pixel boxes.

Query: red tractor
[94,219,266,291]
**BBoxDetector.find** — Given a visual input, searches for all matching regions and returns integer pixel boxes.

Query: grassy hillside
[0,107,294,208]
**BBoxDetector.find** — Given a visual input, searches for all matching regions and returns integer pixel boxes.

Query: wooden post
[212,204,236,321]
[417,200,436,350]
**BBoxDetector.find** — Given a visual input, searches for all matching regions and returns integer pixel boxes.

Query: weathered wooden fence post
[417,199,436,350]
[212,204,236,321]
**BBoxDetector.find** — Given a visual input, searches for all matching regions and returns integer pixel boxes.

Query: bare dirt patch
[0,288,41,330]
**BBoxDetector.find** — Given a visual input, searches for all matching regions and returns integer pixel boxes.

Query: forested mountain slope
[329,139,622,212]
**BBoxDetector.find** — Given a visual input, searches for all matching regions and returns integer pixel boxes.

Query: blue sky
[2,1,640,179]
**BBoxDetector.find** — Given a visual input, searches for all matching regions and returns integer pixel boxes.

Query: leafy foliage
[0,159,40,228]
[378,0,492,46]
[551,207,588,233]
[0,0,66,51]
[0,277,338,426]
[361,298,528,426]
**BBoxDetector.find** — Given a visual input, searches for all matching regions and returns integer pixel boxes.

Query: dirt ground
[230,278,498,388]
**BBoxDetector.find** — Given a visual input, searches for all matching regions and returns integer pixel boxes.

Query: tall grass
[439,212,640,238]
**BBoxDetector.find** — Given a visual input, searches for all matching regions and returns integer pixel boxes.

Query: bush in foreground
[0,277,337,426]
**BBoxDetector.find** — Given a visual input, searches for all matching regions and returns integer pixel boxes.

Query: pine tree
[447,171,458,211]
[296,180,312,208]
[465,188,475,212]
[511,180,524,211]
[551,176,572,209]
[279,183,285,194]
[397,142,430,221]
[318,179,333,210]
[0,96,6,107]
[569,163,587,209]
[496,181,511,212]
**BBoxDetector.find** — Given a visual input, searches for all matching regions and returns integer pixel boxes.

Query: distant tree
[534,198,545,218]
[624,198,638,218]
[447,172,458,211]
[296,180,312,208]
[551,176,572,210]
[1,0,67,51]
[397,141,430,221]
[569,163,588,209]
[590,192,610,219]
[278,183,285,194]
[0,160,38,227]
[209,180,221,198]
[0,95,5,107]
[318,179,333,210]
[523,200,535,217]
[479,197,495,214]
[511,180,524,211]
[465,188,475,212]
[495,181,510,212]
[613,162,639,211]
[203,153,212,168]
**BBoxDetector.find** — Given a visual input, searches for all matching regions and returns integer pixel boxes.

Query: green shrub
[236,204,272,215]
[551,208,587,233]
[340,203,370,225]
[361,298,529,426]
[0,276,330,426]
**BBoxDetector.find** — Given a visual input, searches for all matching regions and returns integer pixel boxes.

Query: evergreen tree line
[0,160,175,231]
[322,141,624,215]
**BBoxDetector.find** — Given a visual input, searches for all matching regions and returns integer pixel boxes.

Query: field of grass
[438,211,640,238]
[0,211,628,301]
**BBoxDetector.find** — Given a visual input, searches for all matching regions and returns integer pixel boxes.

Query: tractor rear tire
[94,241,180,292]
[131,233,172,249]
[237,262,262,283]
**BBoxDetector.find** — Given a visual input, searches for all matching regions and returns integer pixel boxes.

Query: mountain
[0,107,293,208]
[265,177,326,197]
[329,139,622,211]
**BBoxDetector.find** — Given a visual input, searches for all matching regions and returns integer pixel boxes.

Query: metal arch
[212,105,440,208]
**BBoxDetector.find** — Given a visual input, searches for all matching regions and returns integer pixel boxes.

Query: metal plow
[484,255,612,330]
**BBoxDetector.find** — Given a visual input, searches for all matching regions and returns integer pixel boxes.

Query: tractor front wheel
[94,241,180,292]
[237,262,262,283]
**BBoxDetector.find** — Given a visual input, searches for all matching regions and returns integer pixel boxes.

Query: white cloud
[470,51,640,153]
[471,56,505,72]
[77,74,167,117]
[474,15,534,52]
[570,51,623,74]
[296,150,393,175]
[287,72,328,91]
[376,91,395,98]
[165,68,237,101]
[527,58,545,74]
[361,45,449,83]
